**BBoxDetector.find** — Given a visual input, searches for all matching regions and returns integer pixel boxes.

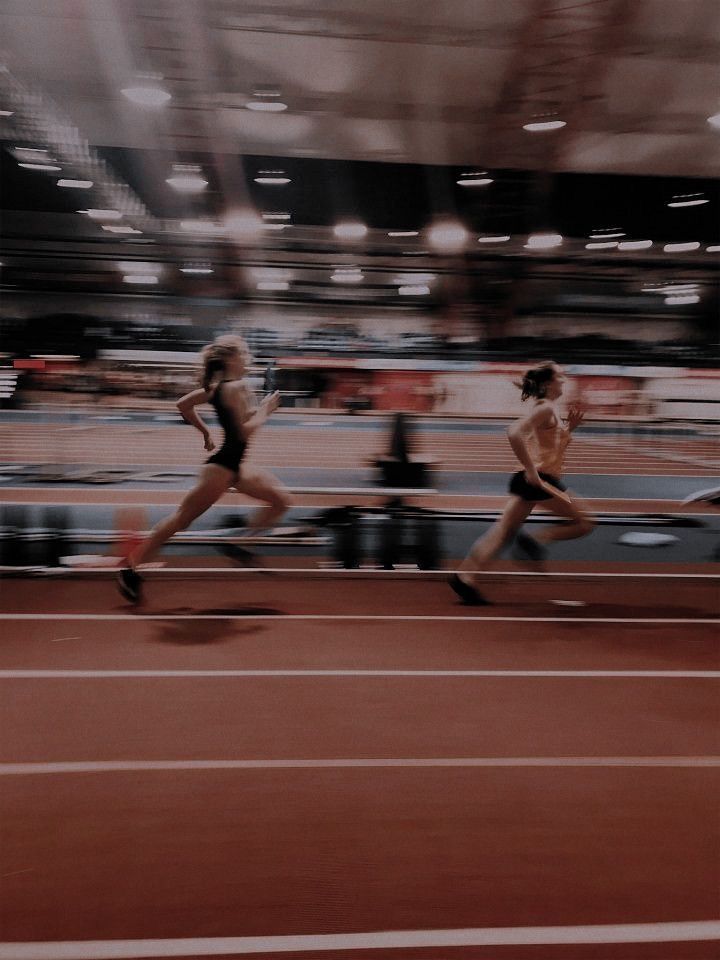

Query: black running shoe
[512,533,548,564]
[117,567,143,604]
[448,573,490,606]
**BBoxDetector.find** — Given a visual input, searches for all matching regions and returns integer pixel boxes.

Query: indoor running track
[1,571,719,960]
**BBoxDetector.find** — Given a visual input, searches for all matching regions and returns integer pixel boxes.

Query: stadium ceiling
[0,0,718,300]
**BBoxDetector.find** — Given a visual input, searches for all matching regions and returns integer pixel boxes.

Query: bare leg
[460,496,533,584]
[534,492,595,544]
[233,466,293,534]
[127,465,234,568]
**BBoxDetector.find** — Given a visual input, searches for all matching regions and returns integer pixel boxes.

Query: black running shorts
[509,470,567,502]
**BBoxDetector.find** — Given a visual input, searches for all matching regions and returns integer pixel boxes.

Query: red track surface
[1,574,718,959]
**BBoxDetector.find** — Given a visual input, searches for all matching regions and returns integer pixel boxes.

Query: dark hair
[520,362,557,401]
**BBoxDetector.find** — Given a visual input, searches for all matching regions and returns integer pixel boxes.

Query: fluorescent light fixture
[121,85,171,107]
[477,235,511,243]
[118,261,160,274]
[31,354,81,361]
[0,109,13,117]
[706,245,720,252]
[18,162,62,171]
[585,241,618,250]
[457,171,493,186]
[166,170,208,193]
[663,241,700,252]
[331,268,363,283]
[57,179,93,189]
[179,219,222,234]
[524,232,563,250]
[642,283,698,294]
[523,119,566,132]
[334,221,368,240]
[83,208,122,220]
[262,212,291,221]
[180,266,214,275]
[101,225,142,234]
[427,221,469,253]
[667,195,708,208]
[388,230,419,237]
[123,274,159,284]
[706,112,720,130]
[246,100,287,112]
[398,285,430,296]
[664,294,699,305]
[589,229,625,239]
[253,171,291,185]
[263,223,286,231]
[618,240,653,251]
[257,280,289,291]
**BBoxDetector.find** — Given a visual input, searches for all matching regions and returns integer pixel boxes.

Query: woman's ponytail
[518,362,556,401]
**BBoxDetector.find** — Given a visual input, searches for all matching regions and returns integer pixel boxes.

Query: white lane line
[0,614,717,624]
[1,757,717,776]
[1,669,718,679]
[1,920,719,958]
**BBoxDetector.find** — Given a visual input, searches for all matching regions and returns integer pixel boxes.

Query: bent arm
[176,388,212,442]
[238,390,280,440]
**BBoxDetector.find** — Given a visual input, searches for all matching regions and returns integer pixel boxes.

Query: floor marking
[1,757,717,777]
[0,614,717,624]
[2,669,718,679]
[1,920,719,959]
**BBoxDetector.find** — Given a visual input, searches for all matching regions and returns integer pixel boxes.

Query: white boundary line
[0,613,717,624]
[2,669,718,679]
[1,757,718,776]
[1,920,719,958]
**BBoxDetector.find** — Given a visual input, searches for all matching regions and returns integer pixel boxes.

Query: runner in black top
[117,335,292,603]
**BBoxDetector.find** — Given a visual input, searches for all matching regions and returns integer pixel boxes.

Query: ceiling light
[0,109,13,117]
[166,164,208,193]
[398,285,430,296]
[427,221,469,253]
[667,194,708,208]
[83,209,122,220]
[334,221,368,240]
[524,232,563,250]
[18,162,62,172]
[225,210,263,238]
[57,179,93,189]
[180,265,214,275]
[101,225,142,234]
[331,268,363,283]
[477,235,511,244]
[245,88,287,112]
[706,245,720,252]
[179,219,222,234]
[457,171,494,186]
[121,85,171,107]
[123,274,159,284]
[388,230,419,238]
[254,170,291,185]
[585,241,618,250]
[257,280,290,291]
[263,223,286,232]
[642,283,698,294]
[664,294,699,305]
[663,242,700,252]
[262,212,291,221]
[523,119,566,132]
[706,112,720,129]
[617,240,653,251]
[589,229,625,239]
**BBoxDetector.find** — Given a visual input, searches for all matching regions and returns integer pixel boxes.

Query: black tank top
[207,381,246,467]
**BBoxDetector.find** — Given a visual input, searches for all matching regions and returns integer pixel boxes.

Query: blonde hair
[518,361,557,401]
[200,335,246,392]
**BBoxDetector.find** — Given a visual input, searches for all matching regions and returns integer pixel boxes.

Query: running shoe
[448,573,490,606]
[117,567,143,604]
